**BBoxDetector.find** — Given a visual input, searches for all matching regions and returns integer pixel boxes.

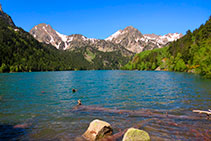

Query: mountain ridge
[30,23,133,56]
[30,24,183,54]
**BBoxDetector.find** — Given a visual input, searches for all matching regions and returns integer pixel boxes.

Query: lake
[0,70,210,140]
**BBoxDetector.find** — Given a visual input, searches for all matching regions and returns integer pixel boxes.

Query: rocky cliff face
[30,24,183,54]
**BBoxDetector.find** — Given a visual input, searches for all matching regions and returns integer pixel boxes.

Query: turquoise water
[0,70,210,140]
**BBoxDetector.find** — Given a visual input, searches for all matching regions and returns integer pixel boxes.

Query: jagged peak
[33,23,52,29]
[37,23,48,26]
[122,26,143,38]
[123,25,138,31]
[123,26,142,35]
[105,26,142,41]
[30,23,56,36]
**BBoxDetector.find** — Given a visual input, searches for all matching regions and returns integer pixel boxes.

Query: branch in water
[193,110,211,115]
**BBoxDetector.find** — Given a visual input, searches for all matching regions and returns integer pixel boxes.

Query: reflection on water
[0,71,211,140]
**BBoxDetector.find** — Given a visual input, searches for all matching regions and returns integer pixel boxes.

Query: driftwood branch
[192,110,211,115]
[71,105,209,120]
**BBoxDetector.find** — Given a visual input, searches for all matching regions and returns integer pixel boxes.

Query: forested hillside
[122,16,211,78]
[0,11,130,72]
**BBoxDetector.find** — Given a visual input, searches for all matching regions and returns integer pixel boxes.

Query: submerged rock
[123,128,150,141]
[72,88,77,93]
[82,119,113,141]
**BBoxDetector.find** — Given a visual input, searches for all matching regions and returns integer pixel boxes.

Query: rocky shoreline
[71,104,211,141]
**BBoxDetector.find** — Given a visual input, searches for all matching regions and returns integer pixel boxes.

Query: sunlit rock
[123,128,150,141]
[82,119,113,141]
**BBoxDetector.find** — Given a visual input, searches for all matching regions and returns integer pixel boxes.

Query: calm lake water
[0,70,210,140]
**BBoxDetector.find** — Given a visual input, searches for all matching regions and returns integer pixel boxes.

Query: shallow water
[0,70,210,140]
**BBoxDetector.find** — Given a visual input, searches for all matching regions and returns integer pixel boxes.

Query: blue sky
[2,0,211,39]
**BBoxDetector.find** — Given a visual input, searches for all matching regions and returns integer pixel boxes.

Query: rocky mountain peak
[105,26,144,53]
[30,23,69,49]
[106,26,143,42]
[123,26,140,33]
[123,26,143,38]
[37,23,48,27]
[124,25,136,31]
[32,23,54,32]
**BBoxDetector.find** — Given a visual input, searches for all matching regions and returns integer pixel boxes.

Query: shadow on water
[0,124,27,140]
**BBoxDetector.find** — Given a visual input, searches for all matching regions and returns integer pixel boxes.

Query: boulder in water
[123,128,150,141]
[82,119,113,141]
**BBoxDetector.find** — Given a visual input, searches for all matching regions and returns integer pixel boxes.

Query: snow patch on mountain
[56,31,68,42]
[56,31,69,49]
[105,30,123,41]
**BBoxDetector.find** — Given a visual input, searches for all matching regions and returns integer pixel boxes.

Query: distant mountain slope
[123,16,211,79]
[0,9,130,72]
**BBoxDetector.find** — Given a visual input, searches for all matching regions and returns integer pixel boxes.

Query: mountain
[30,24,182,54]
[122,16,211,79]
[30,24,133,56]
[105,26,183,53]
[0,8,131,72]
[105,26,145,53]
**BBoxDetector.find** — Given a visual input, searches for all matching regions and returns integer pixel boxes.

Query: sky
[1,0,211,39]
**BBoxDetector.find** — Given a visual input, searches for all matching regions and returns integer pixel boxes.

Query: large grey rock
[82,119,113,141]
[123,128,150,141]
